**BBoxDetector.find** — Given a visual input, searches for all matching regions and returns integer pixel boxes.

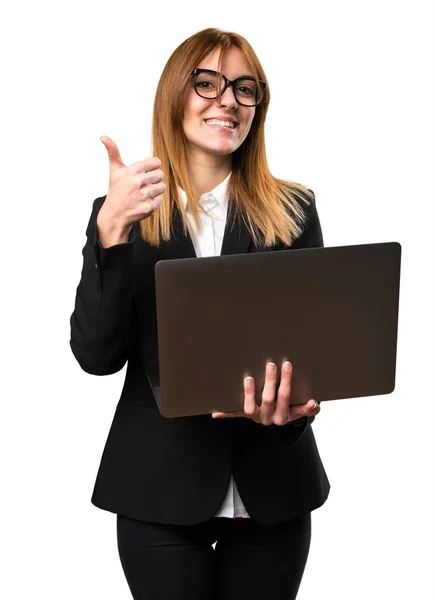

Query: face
[182,47,257,159]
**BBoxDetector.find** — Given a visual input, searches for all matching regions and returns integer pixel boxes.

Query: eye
[197,80,215,89]
[234,78,258,99]
[237,85,254,97]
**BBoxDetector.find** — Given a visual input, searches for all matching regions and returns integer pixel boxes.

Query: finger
[305,399,320,415]
[140,180,167,203]
[138,169,165,187]
[290,399,320,421]
[128,156,162,175]
[260,362,277,426]
[244,376,258,417]
[100,135,125,171]
[212,411,245,418]
[138,187,166,218]
[143,192,164,215]
[273,361,292,425]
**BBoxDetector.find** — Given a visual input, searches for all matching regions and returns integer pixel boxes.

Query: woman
[70,27,330,600]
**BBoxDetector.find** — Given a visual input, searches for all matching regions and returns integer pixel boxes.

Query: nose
[216,84,238,110]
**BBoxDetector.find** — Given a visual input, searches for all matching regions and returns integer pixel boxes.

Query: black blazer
[69,191,330,526]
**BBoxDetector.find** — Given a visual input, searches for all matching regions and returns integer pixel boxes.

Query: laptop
[153,242,401,418]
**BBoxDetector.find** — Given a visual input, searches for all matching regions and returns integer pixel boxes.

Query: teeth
[205,119,235,129]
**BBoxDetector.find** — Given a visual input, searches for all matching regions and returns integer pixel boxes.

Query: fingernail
[267,363,276,374]
[283,361,291,372]
[245,377,254,390]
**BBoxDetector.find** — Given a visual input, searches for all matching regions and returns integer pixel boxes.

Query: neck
[186,148,232,196]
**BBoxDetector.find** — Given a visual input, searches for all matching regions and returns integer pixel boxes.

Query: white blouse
[179,172,250,519]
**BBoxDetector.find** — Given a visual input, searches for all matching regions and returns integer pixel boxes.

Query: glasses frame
[191,68,267,107]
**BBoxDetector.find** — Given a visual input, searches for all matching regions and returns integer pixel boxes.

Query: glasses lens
[195,71,222,98]
[234,78,258,106]
[195,71,260,106]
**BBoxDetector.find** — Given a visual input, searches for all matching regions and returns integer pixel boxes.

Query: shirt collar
[179,172,231,210]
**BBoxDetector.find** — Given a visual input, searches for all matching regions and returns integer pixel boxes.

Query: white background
[1,0,433,598]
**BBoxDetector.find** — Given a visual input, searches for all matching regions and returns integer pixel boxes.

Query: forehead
[197,47,254,79]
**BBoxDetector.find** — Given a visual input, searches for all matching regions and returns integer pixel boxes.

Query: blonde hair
[141,27,313,248]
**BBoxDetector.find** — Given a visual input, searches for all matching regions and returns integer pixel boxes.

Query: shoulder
[291,188,324,249]
[291,187,316,219]
[280,187,323,250]
[282,184,317,226]
[278,182,316,221]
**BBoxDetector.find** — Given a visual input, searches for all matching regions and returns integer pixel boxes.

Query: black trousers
[116,512,312,600]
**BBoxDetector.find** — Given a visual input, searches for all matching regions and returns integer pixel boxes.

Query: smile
[204,119,236,130]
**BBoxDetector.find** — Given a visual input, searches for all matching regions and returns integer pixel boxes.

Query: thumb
[290,400,318,420]
[100,135,125,171]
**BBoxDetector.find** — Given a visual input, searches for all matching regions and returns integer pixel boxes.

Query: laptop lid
[154,242,401,418]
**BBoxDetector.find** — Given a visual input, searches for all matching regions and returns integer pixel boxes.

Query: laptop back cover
[154,242,401,418]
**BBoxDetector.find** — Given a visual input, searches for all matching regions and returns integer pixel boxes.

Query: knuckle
[276,390,290,404]
[273,414,289,427]
[133,174,144,188]
[261,394,275,405]
[141,187,152,201]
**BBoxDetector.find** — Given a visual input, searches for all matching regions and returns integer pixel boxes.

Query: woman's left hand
[211,361,320,426]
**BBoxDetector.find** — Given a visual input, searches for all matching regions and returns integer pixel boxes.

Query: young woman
[70,27,330,600]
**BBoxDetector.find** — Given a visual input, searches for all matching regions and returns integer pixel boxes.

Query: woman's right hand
[97,135,166,245]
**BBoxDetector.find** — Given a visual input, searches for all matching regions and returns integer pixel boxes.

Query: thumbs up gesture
[96,136,166,246]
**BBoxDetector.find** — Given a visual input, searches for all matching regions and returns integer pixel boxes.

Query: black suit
[69,191,330,526]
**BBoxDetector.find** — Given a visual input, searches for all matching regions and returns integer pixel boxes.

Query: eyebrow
[203,69,256,79]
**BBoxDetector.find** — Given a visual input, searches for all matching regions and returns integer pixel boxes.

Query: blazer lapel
[220,198,252,256]
[159,204,196,261]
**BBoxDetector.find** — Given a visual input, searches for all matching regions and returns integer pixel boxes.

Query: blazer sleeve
[69,196,136,375]
[290,189,324,427]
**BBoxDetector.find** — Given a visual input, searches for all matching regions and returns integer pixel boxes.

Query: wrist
[96,213,132,248]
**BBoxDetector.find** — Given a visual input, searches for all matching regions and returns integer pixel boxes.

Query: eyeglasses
[191,68,267,107]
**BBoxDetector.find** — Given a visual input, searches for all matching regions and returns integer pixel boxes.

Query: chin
[203,142,238,156]
[208,147,235,156]
[186,136,239,157]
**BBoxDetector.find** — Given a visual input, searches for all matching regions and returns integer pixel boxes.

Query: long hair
[141,27,313,247]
